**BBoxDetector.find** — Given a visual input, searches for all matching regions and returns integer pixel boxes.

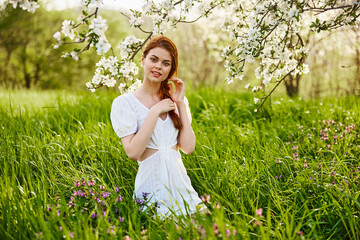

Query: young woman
[110,36,202,217]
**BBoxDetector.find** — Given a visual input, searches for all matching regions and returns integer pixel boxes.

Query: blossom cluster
[5,0,39,13]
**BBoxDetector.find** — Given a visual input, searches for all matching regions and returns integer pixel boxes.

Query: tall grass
[0,88,359,239]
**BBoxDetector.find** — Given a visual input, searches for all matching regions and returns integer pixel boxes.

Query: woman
[110,36,202,217]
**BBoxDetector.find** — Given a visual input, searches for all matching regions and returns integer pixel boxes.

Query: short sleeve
[110,96,137,139]
[184,96,192,124]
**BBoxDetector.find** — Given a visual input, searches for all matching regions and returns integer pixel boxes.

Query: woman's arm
[169,77,196,154]
[121,98,175,161]
[176,99,196,154]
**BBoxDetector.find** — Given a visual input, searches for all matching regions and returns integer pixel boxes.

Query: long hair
[143,36,182,130]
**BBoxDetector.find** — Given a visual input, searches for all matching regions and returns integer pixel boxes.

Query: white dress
[110,93,202,216]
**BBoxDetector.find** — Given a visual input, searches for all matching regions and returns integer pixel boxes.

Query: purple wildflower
[119,216,124,222]
[81,177,86,186]
[101,191,110,198]
[116,195,123,202]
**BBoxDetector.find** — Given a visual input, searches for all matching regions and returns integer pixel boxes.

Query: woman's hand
[168,78,185,103]
[150,98,176,116]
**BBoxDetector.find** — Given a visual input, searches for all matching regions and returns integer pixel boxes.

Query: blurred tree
[351,24,360,95]
[0,6,128,90]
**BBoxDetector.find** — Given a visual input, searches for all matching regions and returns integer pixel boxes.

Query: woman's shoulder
[112,93,133,105]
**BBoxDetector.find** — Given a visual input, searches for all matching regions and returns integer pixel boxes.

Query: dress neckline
[130,93,168,122]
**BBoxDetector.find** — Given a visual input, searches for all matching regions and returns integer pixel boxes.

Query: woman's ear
[141,55,144,66]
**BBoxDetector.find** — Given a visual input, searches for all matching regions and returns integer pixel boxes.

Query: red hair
[143,36,182,130]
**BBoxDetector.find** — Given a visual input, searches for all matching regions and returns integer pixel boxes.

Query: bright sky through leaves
[45,0,143,11]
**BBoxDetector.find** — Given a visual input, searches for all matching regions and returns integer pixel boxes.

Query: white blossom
[95,38,111,55]
[91,69,103,85]
[127,79,142,92]
[287,6,299,19]
[9,0,39,13]
[53,31,61,42]
[129,16,144,28]
[61,20,75,40]
[70,51,79,61]
[117,36,143,60]
[252,86,262,93]
[103,75,117,87]
[120,61,138,78]
[89,16,108,37]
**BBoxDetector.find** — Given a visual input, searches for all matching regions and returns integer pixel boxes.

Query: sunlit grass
[0,88,359,239]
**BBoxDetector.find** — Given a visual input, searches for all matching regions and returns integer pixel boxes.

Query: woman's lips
[151,71,161,77]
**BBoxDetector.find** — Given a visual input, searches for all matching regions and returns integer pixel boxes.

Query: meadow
[0,88,359,239]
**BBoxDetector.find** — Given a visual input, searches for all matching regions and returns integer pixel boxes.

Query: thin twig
[129,32,153,61]
[73,8,99,28]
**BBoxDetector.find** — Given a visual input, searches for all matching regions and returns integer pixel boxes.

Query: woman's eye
[150,58,157,62]
[164,62,170,67]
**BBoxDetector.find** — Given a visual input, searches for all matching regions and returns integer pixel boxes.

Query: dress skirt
[134,148,202,216]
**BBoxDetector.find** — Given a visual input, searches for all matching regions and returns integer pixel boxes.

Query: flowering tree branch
[4,0,360,109]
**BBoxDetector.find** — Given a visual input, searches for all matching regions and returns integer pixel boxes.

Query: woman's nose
[155,62,162,69]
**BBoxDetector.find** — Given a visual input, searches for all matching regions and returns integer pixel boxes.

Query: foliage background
[0,4,359,97]
[0,2,359,239]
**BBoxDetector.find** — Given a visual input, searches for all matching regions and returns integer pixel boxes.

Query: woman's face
[142,47,172,83]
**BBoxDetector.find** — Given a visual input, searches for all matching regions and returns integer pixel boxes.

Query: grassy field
[0,88,359,239]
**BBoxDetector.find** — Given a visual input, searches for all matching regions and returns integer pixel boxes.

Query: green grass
[0,88,359,239]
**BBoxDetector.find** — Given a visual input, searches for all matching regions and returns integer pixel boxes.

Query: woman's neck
[138,78,161,97]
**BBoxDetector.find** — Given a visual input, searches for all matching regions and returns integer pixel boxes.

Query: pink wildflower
[213,223,219,236]
[256,208,263,217]
[201,194,210,204]
[254,220,263,226]
[225,229,230,238]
